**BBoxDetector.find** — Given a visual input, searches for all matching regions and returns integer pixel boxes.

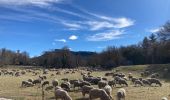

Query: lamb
[81,85,94,97]
[117,88,126,100]
[98,80,108,89]
[147,78,162,87]
[104,85,113,100]
[89,88,111,100]
[52,79,59,87]
[54,86,72,100]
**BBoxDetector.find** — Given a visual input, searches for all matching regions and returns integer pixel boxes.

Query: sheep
[32,79,41,85]
[90,77,101,85]
[42,80,49,87]
[142,79,151,86]
[118,79,128,87]
[102,77,108,81]
[128,75,133,81]
[21,81,34,87]
[61,82,71,91]
[105,72,114,76]
[81,85,93,97]
[39,75,47,80]
[45,85,54,91]
[134,80,143,87]
[89,88,111,100]
[108,80,116,88]
[28,78,34,83]
[161,97,168,100]
[61,78,69,82]
[54,86,72,100]
[104,85,113,100]
[98,80,108,89]
[147,78,162,87]
[117,88,126,100]
[131,77,138,84]
[52,79,59,87]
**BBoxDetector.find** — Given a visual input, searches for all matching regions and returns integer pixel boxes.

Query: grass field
[0,65,169,100]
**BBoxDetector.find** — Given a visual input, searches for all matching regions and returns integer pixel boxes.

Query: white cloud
[87,30,124,41]
[90,14,134,28]
[86,21,114,31]
[55,39,66,43]
[0,0,63,6]
[148,28,160,33]
[69,35,78,40]
[112,17,134,28]
[62,22,83,30]
[84,17,134,31]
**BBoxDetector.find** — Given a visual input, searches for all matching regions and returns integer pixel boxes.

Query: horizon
[0,0,170,57]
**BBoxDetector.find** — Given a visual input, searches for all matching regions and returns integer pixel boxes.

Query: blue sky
[0,0,169,57]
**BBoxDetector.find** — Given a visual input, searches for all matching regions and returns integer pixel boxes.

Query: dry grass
[0,65,169,100]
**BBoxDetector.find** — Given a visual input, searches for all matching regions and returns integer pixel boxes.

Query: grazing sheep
[102,77,108,81]
[151,73,159,78]
[161,97,168,100]
[128,75,133,81]
[81,85,93,97]
[147,78,162,87]
[52,79,59,87]
[108,80,116,88]
[61,78,69,82]
[117,88,126,100]
[89,88,111,100]
[28,78,33,83]
[98,80,108,89]
[104,85,113,100]
[42,80,49,87]
[39,75,47,80]
[90,77,101,85]
[54,86,72,100]
[21,81,34,87]
[45,85,54,91]
[118,79,128,87]
[131,78,138,84]
[61,82,71,91]
[142,79,151,86]
[32,79,41,85]
[105,72,114,76]
[134,80,143,86]
[69,79,78,85]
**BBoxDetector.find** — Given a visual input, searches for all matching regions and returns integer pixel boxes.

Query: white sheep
[81,85,94,97]
[117,88,126,100]
[54,86,72,100]
[52,79,59,87]
[161,97,168,100]
[89,88,111,100]
[104,85,113,100]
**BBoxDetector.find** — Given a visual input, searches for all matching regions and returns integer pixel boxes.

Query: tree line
[0,21,169,69]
